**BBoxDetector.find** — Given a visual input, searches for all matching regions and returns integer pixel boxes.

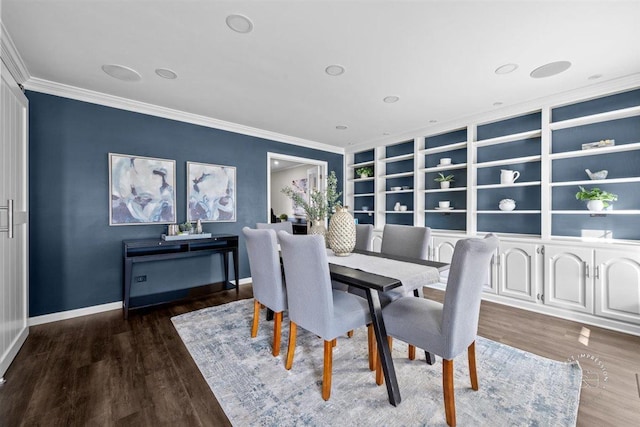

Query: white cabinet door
[595,249,640,325]
[0,62,29,380]
[544,245,593,313]
[431,236,457,263]
[498,241,540,302]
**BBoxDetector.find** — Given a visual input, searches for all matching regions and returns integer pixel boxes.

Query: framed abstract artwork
[109,153,176,225]
[187,162,236,222]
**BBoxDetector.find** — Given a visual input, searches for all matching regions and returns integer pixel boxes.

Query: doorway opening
[267,153,328,234]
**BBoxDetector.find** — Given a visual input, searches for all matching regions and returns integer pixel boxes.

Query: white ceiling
[3,1,640,151]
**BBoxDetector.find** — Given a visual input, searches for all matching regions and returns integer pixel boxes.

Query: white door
[544,245,593,313]
[0,61,29,380]
[595,249,640,325]
[498,241,541,302]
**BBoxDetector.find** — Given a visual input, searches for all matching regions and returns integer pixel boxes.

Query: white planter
[587,200,604,212]
[440,181,451,189]
[360,174,368,179]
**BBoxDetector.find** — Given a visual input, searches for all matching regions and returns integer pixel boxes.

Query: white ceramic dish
[435,207,454,210]
[390,186,402,191]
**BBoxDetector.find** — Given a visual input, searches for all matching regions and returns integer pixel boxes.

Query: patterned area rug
[172,299,581,426]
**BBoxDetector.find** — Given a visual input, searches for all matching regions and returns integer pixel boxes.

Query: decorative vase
[309,218,327,242]
[587,200,604,212]
[328,207,356,256]
[394,202,401,211]
[440,181,450,189]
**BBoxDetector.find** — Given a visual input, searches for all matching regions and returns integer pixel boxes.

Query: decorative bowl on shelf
[361,206,369,211]
[390,186,402,191]
[402,186,411,190]
[499,199,516,211]
[585,169,608,180]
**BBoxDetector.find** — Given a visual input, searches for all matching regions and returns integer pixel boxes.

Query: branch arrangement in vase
[281,171,342,221]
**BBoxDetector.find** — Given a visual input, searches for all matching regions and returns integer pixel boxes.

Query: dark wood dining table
[327,249,448,407]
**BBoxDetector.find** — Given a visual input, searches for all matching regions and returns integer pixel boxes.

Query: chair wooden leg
[322,339,335,400]
[285,321,297,370]
[347,330,354,338]
[443,359,456,427]
[272,311,282,356]
[375,336,392,385]
[408,344,416,360]
[468,341,478,391]
[251,299,260,338]
[367,324,376,371]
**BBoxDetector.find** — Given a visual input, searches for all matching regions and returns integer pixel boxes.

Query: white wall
[271,165,309,219]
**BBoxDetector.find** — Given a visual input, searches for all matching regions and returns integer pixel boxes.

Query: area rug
[172,299,581,426]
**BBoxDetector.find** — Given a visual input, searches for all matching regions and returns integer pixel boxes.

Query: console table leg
[233,248,239,296]
[123,259,133,320]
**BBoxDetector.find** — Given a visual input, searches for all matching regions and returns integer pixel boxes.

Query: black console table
[122,235,239,319]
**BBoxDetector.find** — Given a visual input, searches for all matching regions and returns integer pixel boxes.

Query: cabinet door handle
[595,265,600,279]
[0,199,14,239]
[584,261,589,278]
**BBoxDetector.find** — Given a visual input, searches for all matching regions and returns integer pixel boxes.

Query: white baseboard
[28,278,252,326]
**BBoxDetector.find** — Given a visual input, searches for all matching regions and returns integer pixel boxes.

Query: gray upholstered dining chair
[242,227,287,356]
[355,223,374,251]
[278,231,372,400]
[256,221,293,235]
[381,234,499,427]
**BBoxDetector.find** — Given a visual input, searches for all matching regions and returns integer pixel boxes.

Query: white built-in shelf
[552,210,640,215]
[348,176,375,183]
[475,129,542,148]
[380,153,414,163]
[353,193,375,197]
[353,210,374,214]
[549,142,640,160]
[475,155,541,169]
[477,210,542,214]
[424,209,467,213]
[424,187,467,193]
[384,189,413,194]
[551,177,640,187]
[382,171,414,179]
[422,163,467,173]
[476,181,541,190]
[384,210,414,214]
[549,105,640,130]
[350,160,375,168]
[419,142,467,155]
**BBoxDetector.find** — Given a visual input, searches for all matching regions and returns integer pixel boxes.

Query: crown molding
[347,73,640,153]
[0,20,29,84]
[22,77,345,155]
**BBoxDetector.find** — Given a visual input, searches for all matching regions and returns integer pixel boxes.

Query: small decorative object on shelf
[356,166,373,179]
[575,186,618,212]
[195,219,203,234]
[361,205,369,211]
[500,169,520,185]
[434,172,454,189]
[400,205,408,211]
[328,206,356,257]
[499,199,516,211]
[179,221,193,234]
[167,224,179,236]
[279,213,288,221]
[585,169,608,180]
[581,139,615,150]
[438,157,452,166]
[394,202,401,211]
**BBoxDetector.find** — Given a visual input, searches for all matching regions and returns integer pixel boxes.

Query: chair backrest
[380,224,431,260]
[256,221,293,234]
[278,231,334,336]
[242,227,287,312]
[441,234,499,359]
[355,224,374,251]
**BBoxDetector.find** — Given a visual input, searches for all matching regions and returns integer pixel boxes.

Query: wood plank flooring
[1,285,639,426]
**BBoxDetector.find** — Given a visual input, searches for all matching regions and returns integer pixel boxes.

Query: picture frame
[187,162,236,222]
[109,153,176,225]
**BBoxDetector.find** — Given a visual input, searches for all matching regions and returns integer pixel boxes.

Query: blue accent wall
[27,91,343,316]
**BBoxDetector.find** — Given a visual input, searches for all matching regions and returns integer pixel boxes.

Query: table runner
[326,250,440,293]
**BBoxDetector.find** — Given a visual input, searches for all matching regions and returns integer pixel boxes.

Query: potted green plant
[356,166,373,179]
[575,186,618,212]
[279,213,288,221]
[434,172,455,189]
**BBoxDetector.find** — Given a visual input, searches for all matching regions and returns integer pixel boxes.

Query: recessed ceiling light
[530,61,572,79]
[155,68,178,79]
[495,63,518,75]
[101,64,141,82]
[588,74,603,80]
[325,65,345,76]
[274,160,279,165]
[336,125,348,130]
[226,14,253,33]
[383,132,390,136]
[493,102,503,106]
[383,96,400,103]
[429,120,438,123]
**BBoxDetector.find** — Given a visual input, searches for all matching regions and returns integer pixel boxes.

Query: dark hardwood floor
[1,285,639,426]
